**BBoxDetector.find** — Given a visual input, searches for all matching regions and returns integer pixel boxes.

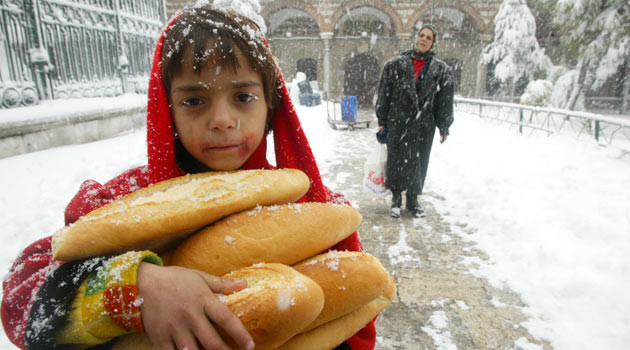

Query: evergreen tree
[483,0,549,100]
[539,0,630,110]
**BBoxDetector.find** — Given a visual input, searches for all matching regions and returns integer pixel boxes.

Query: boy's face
[170,45,268,171]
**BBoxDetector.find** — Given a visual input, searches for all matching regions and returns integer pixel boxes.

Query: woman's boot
[391,190,402,218]
[406,192,424,218]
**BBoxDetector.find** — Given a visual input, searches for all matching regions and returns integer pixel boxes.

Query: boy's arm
[1,242,161,349]
[2,237,61,349]
[54,251,162,348]
[1,166,150,349]
[1,237,106,349]
[65,166,149,225]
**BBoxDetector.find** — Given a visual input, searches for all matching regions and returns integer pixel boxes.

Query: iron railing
[0,0,166,109]
[454,97,630,153]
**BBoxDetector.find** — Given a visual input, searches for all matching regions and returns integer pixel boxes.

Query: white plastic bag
[363,143,387,195]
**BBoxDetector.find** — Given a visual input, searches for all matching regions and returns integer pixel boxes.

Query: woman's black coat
[375,50,454,195]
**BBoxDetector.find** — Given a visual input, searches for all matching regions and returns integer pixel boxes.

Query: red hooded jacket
[1,12,375,350]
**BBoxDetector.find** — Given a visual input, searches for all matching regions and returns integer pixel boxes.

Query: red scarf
[413,58,426,80]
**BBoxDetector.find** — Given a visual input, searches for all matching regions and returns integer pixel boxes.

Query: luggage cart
[325,93,374,130]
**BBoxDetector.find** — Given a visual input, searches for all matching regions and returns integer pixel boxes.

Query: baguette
[53,169,310,261]
[277,273,397,350]
[169,202,362,276]
[112,263,325,350]
[220,263,325,349]
[293,251,394,331]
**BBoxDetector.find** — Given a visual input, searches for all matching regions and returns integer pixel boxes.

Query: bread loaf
[293,251,394,331]
[277,273,397,350]
[220,263,325,349]
[169,202,362,276]
[53,169,310,261]
[112,263,325,350]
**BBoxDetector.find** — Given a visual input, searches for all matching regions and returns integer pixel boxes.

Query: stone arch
[329,0,403,37]
[343,52,381,106]
[297,58,317,81]
[405,0,486,37]
[261,1,324,36]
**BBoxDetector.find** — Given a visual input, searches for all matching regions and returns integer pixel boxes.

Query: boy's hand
[137,263,255,350]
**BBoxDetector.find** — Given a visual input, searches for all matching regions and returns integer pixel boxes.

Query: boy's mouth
[202,132,256,158]
[204,143,242,152]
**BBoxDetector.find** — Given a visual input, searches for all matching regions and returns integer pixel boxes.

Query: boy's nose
[207,101,236,131]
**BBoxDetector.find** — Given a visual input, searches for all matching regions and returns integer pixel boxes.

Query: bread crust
[52,169,309,261]
[277,273,397,350]
[293,251,393,331]
[169,202,362,276]
[221,263,324,349]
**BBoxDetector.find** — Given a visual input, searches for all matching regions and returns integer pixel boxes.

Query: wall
[165,0,503,97]
[0,105,146,159]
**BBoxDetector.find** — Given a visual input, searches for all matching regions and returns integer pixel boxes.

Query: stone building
[166,0,504,104]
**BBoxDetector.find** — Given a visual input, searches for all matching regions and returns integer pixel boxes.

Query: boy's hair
[162,6,280,174]
[161,6,280,114]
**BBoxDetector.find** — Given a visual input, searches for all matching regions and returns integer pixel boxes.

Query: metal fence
[454,97,630,153]
[0,0,166,109]
[478,95,629,115]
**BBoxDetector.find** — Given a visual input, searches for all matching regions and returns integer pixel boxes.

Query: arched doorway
[267,9,320,37]
[444,58,462,92]
[297,58,317,82]
[343,53,380,107]
[334,6,394,37]
[414,7,479,42]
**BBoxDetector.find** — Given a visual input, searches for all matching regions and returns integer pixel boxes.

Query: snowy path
[312,112,550,349]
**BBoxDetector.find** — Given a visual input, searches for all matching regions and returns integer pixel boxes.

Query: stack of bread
[52,169,396,350]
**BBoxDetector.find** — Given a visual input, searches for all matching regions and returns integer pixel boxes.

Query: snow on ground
[426,111,630,349]
[0,94,146,125]
[1,98,629,349]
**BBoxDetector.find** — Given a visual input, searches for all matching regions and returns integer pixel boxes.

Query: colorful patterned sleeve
[55,251,162,347]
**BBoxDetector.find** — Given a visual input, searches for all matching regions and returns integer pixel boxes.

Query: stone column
[475,54,487,98]
[621,58,629,113]
[320,32,333,95]
[476,34,493,98]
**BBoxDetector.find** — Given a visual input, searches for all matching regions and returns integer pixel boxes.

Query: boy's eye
[235,93,259,104]
[182,97,203,107]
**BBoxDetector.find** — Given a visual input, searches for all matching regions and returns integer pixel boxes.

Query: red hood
[146,16,327,202]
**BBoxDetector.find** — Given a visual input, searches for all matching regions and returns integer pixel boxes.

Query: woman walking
[375,25,455,218]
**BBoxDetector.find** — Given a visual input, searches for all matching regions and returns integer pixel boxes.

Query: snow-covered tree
[550,69,586,109]
[520,79,553,106]
[539,0,630,111]
[483,0,549,99]
[195,0,267,33]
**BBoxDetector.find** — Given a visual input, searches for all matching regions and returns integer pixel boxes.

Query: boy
[1,6,375,350]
